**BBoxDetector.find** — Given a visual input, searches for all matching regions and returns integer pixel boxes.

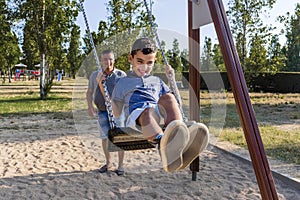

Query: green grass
[220,125,300,164]
[0,93,73,116]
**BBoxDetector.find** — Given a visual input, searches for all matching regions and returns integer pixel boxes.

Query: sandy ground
[0,112,299,200]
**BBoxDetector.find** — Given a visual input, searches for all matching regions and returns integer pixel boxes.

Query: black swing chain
[79,0,116,129]
[143,0,187,122]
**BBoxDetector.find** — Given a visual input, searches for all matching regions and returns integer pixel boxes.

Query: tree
[280,3,300,72]
[22,23,39,70]
[227,0,276,72]
[2,32,21,83]
[13,0,79,99]
[0,0,21,83]
[212,43,225,71]
[180,49,189,72]
[0,0,11,80]
[267,34,286,72]
[67,25,82,79]
[168,39,182,73]
[201,37,215,71]
[246,33,268,75]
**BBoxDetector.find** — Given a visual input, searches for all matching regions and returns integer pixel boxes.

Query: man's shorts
[97,110,124,139]
[126,104,163,130]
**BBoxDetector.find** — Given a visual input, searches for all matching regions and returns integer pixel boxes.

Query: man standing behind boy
[86,49,126,176]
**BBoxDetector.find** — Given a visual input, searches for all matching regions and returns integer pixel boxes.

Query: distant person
[86,50,127,176]
[57,70,62,81]
[14,69,20,81]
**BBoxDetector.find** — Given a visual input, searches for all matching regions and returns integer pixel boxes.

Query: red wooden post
[206,0,278,199]
[188,0,201,181]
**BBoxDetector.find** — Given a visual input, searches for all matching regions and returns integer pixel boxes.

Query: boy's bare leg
[137,107,162,141]
[157,93,190,172]
[158,93,182,125]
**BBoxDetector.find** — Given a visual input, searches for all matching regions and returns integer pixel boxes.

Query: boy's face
[129,50,156,77]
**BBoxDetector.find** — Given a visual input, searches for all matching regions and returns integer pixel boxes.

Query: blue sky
[76,0,299,50]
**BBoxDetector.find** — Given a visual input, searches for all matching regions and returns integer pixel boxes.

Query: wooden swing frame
[189,0,278,199]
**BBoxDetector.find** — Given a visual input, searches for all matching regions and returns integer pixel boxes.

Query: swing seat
[107,127,155,152]
[107,121,196,152]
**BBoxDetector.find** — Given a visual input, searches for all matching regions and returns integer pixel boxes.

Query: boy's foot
[159,120,189,172]
[178,122,209,170]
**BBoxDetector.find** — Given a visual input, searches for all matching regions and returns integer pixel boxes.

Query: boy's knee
[158,93,176,105]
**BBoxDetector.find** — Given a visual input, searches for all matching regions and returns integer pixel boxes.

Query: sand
[0,112,299,200]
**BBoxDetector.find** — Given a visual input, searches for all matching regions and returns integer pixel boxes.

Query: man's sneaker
[159,120,189,172]
[116,167,125,176]
[98,164,110,173]
[178,122,209,170]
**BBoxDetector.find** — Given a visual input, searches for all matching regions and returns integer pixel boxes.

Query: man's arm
[96,71,107,99]
[86,88,96,117]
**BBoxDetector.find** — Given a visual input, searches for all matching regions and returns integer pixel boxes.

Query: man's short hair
[131,38,157,56]
[101,49,114,58]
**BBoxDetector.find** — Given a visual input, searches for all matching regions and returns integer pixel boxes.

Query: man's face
[101,53,114,73]
[129,50,156,77]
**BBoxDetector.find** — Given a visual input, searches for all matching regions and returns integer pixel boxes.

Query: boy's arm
[165,65,182,105]
[111,100,123,117]
[111,80,124,118]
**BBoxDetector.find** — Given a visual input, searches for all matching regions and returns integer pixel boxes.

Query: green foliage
[180,49,189,72]
[168,39,182,73]
[0,0,21,83]
[22,23,40,69]
[246,33,268,74]
[201,37,216,71]
[212,43,225,71]
[267,35,286,72]
[67,25,82,79]
[280,3,300,72]
[227,0,276,73]
[11,0,80,99]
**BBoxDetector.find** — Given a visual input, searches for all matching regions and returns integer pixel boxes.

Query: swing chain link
[143,0,187,122]
[79,0,116,129]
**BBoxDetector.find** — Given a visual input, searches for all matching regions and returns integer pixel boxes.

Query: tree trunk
[40,53,46,99]
[39,0,46,99]
[8,66,11,83]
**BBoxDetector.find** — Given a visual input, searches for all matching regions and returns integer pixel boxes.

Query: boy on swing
[111,38,209,172]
